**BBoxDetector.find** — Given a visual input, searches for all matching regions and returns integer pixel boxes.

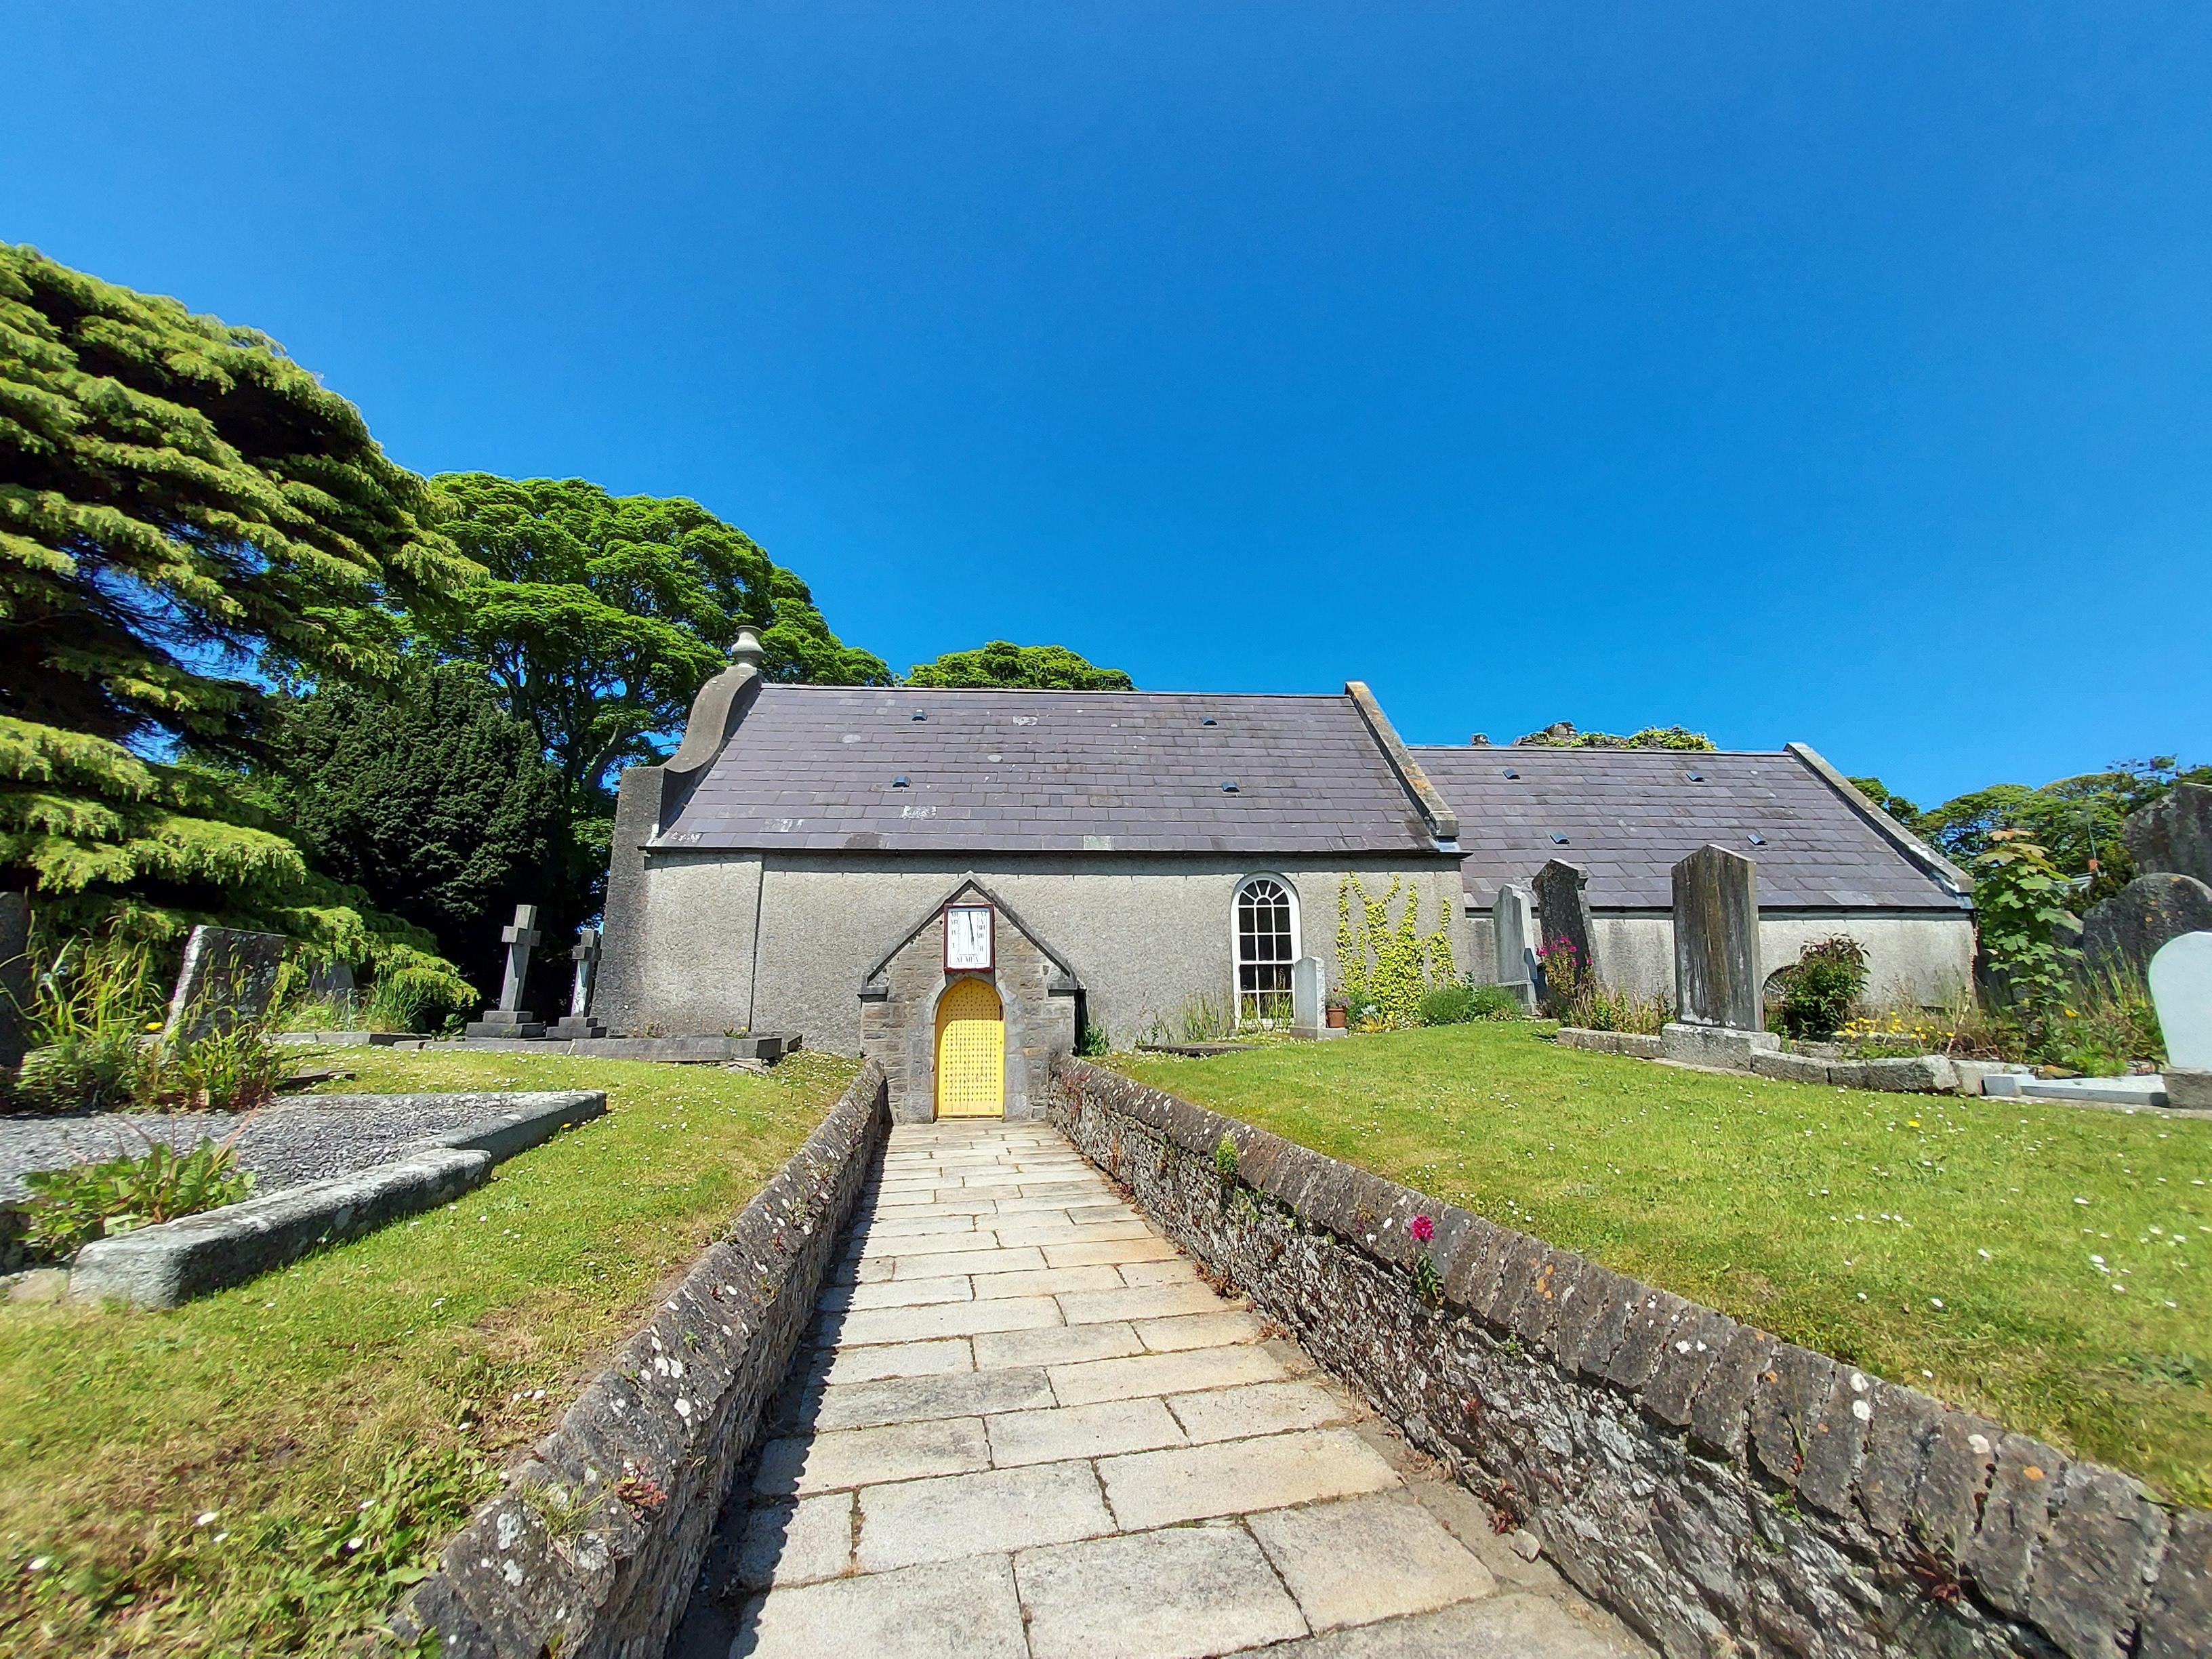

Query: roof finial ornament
[730,626,764,670]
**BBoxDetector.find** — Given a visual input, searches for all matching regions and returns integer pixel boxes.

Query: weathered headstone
[464,904,546,1038]
[2124,782,2212,888]
[164,926,287,1043]
[2082,874,2212,978]
[1532,859,1595,1014]
[548,926,608,1040]
[1491,884,1538,1011]
[2150,931,2212,1107]
[0,890,28,1071]
[1289,954,1331,1038]
[1671,844,1763,1030]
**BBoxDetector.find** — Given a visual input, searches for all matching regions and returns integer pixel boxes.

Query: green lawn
[0,1046,853,1658]
[1115,1023,2212,1505]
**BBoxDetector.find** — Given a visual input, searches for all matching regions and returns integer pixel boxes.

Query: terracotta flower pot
[1325,1006,1347,1029]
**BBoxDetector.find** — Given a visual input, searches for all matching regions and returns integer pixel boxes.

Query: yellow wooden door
[935,977,1005,1118]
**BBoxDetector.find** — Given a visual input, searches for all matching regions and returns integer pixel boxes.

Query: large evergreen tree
[0,243,474,1000]
[905,640,1134,690]
[273,665,570,994]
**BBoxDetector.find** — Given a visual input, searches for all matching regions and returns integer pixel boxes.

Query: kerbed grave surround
[386,1061,888,1658]
[1046,1058,2207,1659]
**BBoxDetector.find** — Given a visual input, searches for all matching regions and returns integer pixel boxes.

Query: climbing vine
[1336,876,1456,1029]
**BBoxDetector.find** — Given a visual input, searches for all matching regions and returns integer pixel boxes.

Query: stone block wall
[1046,1059,2207,1659]
[388,1062,889,1658]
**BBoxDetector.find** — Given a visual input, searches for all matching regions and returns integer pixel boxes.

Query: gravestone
[1671,844,1763,1029]
[1491,884,1537,1012]
[464,904,547,1038]
[0,890,28,1071]
[549,926,608,1040]
[1532,859,1595,1015]
[2150,931,2212,1108]
[2124,782,2212,887]
[1289,954,1334,1039]
[164,925,287,1043]
[2081,874,2212,978]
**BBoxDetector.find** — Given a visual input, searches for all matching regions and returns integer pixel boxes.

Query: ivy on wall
[1335,876,1456,1029]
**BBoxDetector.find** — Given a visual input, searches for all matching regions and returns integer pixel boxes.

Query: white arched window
[1233,877,1298,1023]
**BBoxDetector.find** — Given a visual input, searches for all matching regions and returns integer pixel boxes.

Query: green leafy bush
[5,935,162,1114]
[1418,981,1523,1025]
[22,1132,256,1257]
[1337,877,1456,1029]
[1973,830,2082,1016]
[1768,935,1870,1040]
[1076,1020,1110,1057]
[1565,981,1673,1035]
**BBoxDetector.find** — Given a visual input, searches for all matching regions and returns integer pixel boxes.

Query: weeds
[21,1128,257,1257]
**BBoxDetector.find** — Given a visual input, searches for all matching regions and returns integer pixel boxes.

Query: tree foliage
[1512,721,1715,751]
[418,474,889,804]
[272,664,570,994]
[1915,756,2209,904]
[0,243,475,998]
[905,640,1134,691]
[1847,776,1921,823]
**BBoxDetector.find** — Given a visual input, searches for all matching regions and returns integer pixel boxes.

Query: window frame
[1229,874,1301,1025]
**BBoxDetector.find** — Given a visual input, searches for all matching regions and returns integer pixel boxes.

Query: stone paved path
[674,1122,1651,1659]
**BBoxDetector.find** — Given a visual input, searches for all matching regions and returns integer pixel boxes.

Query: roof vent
[911,711,926,722]
[1503,769,1519,780]
[1747,831,1766,846]
[1687,771,1705,782]
[1221,779,1240,793]
[1550,832,1569,845]
[1202,717,1217,726]
[892,775,909,788]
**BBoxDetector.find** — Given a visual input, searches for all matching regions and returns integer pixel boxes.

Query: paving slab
[985,1397,1189,1467]
[973,1321,1147,1371]
[1044,1237,1181,1268]
[736,1493,855,1589]
[970,1263,1126,1300]
[1099,1426,1401,1529]
[1168,1380,1356,1442]
[823,1295,1061,1347]
[1049,1343,1288,1407]
[754,1417,991,1495]
[1268,1591,1651,1657]
[857,1461,1116,1572]
[819,1275,973,1313]
[809,1366,1054,1432]
[1015,1521,1310,1659]
[888,1245,1051,1277]
[808,1336,972,1387]
[1058,1282,1226,1324]
[1117,1258,1202,1288]
[1248,1492,1496,1631]
[733,1553,1030,1658]
[1135,1309,1266,1352]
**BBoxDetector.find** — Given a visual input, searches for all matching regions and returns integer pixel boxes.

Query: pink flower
[1409,1214,1435,1244]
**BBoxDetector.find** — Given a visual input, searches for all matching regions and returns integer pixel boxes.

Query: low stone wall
[1046,1059,2207,1659]
[386,1060,890,1658]
[1555,1027,1664,1059]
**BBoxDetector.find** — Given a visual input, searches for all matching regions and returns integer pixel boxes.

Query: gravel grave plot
[0,1093,581,1205]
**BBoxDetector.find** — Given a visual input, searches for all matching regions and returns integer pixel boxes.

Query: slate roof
[1410,746,1968,911]
[655,687,1444,856]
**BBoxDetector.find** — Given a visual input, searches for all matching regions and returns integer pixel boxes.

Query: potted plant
[1324,990,1348,1031]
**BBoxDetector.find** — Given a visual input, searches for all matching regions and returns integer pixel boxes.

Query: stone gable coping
[1345,679,1460,843]
[857,872,1083,996]
[1048,1057,2205,1659]
[386,1061,889,1658]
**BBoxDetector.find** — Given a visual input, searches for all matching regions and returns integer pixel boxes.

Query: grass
[0,1045,854,1657]
[1113,1021,2212,1507]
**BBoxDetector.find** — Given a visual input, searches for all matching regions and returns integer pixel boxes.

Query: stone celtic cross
[498,904,541,1014]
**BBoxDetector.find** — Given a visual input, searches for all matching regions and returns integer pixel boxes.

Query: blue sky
[6,3,2208,808]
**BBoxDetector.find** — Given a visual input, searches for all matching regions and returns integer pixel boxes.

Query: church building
[594,631,1971,1122]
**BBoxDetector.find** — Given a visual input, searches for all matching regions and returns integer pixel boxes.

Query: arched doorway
[934,977,1005,1119]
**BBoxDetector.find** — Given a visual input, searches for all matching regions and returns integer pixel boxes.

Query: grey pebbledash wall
[386,1061,888,1659]
[1046,1059,2209,1659]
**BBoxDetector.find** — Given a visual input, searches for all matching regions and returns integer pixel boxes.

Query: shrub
[1768,935,1870,1040]
[22,1132,256,1258]
[138,1021,286,1114]
[1973,830,2081,1015]
[5,934,162,1115]
[1419,981,1524,1025]
[1076,1020,1110,1057]
[1565,981,1672,1035]
[1337,876,1456,1029]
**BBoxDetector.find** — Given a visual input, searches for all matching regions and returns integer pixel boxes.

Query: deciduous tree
[905,640,1133,690]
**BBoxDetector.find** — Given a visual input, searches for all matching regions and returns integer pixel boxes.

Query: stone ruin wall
[1047,1059,2206,1659]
